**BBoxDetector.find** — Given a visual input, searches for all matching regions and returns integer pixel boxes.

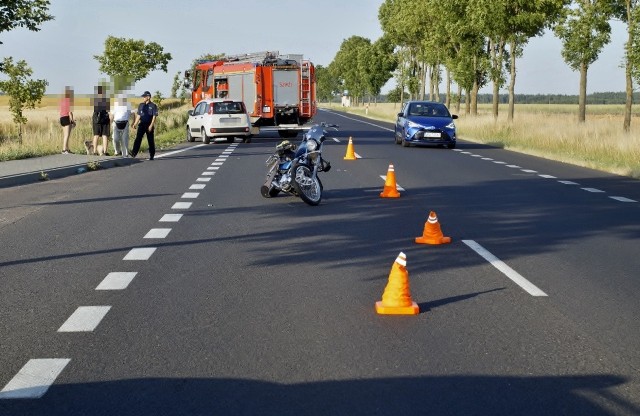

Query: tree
[330,36,372,105]
[170,72,181,98]
[612,0,640,131]
[554,0,613,122]
[94,36,172,93]
[0,57,47,136]
[315,65,341,102]
[0,0,52,44]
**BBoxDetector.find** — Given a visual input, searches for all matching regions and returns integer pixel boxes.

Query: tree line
[317,0,640,132]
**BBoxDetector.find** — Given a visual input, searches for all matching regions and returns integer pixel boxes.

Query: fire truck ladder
[300,61,312,117]
[225,51,279,64]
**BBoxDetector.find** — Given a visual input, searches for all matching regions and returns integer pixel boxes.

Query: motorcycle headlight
[306,139,318,152]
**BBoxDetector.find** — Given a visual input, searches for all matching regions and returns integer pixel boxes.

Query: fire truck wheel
[226,137,234,143]
[186,128,195,143]
[202,128,211,144]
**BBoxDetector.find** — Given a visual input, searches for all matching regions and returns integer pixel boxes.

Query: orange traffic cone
[415,211,452,245]
[380,164,400,198]
[376,252,419,315]
[344,137,357,160]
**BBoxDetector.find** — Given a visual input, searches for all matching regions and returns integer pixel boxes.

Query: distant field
[325,101,640,179]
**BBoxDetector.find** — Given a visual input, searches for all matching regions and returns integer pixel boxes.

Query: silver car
[186,99,253,144]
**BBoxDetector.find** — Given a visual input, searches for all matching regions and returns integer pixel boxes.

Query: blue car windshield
[408,103,449,117]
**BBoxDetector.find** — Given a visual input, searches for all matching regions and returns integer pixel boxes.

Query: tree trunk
[445,68,451,108]
[421,61,427,101]
[623,1,633,132]
[465,88,471,115]
[578,62,587,123]
[434,64,440,102]
[471,81,479,115]
[508,39,517,122]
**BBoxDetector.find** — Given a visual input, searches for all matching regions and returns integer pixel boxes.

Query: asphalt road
[1,109,639,415]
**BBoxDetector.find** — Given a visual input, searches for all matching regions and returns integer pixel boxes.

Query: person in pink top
[59,86,76,154]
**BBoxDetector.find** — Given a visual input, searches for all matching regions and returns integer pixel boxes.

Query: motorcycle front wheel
[292,165,322,206]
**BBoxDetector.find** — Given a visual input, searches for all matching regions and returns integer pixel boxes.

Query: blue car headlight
[407,120,424,129]
[445,121,456,130]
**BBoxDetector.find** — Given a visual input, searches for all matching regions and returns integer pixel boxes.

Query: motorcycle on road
[260,123,338,206]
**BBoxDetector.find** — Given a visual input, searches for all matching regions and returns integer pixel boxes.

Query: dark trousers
[131,124,155,159]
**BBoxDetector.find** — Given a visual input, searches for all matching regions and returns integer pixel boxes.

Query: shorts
[93,122,110,137]
[60,116,71,127]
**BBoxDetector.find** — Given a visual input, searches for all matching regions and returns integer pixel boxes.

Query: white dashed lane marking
[123,247,157,260]
[610,196,637,202]
[202,172,215,176]
[380,176,406,192]
[160,214,183,222]
[181,192,199,199]
[96,272,138,290]
[196,177,211,182]
[144,228,171,238]
[172,202,192,209]
[457,148,637,203]
[190,184,206,189]
[58,306,111,332]
[0,358,70,399]
[463,240,548,297]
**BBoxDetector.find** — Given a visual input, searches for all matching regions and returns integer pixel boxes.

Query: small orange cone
[376,252,419,315]
[380,164,400,198]
[415,211,452,245]
[344,137,357,160]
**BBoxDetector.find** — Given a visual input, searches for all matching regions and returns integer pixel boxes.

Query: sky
[0,0,629,97]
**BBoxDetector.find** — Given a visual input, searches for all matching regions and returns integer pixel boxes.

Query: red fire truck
[185,51,316,137]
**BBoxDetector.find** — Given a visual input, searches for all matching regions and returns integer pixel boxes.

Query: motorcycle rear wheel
[292,165,322,206]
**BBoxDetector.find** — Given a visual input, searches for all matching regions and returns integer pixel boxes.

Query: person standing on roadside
[59,86,76,154]
[111,94,132,157]
[91,85,111,156]
[131,91,158,160]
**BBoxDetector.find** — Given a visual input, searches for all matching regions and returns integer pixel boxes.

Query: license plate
[220,117,240,124]
[423,132,441,138]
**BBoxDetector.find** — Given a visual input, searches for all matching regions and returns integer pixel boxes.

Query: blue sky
[0,0,628,96]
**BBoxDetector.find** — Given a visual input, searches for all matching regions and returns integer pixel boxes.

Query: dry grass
[0,96,189,160]
[328,102,640,179]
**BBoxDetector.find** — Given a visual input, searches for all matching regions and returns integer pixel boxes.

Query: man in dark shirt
[131,91,159,160]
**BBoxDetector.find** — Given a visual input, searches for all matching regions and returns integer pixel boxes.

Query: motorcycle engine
[279,173,292,191]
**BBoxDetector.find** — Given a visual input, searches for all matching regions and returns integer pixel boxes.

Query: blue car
[394,101,457,149]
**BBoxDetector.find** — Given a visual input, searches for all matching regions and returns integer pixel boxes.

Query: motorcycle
[260,123,338,206]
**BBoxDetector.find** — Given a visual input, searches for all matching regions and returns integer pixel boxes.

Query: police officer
[131,91,158,160]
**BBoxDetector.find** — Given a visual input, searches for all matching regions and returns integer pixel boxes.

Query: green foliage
[94,36,172,93]
[0,57,48,126]
[171,72,181,98]
[315,65,341,102]
[153,90,164,106]
[554,1,613,71]
[0,0,53,44]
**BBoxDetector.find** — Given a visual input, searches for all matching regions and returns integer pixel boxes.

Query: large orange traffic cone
[344,137,357,160]
[380,164,400,198]
[375,252,419,315]
[415,211,452,245]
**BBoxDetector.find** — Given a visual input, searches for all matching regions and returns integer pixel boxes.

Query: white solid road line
[321,109,395,132]
[462,240,548,297]
[96,272,138,290]
[58,306,111,332]
[0,358,70,399]
[155,144,206,159]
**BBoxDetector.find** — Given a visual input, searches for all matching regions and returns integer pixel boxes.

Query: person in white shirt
[111,95,132,157]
